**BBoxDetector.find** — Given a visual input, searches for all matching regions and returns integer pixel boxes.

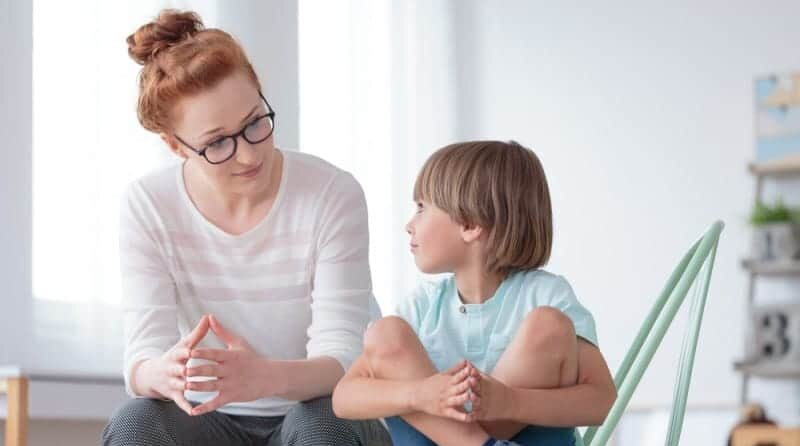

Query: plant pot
[752,222,799,261]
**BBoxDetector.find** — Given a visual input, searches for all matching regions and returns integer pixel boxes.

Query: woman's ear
[161,133,188,160]
[460,224,484,244]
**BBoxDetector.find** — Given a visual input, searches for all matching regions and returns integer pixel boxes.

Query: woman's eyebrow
[237,104,260,124]
[200,104,260,137]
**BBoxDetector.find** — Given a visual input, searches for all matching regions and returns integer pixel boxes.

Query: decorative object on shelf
[731,424,800,446]
[750,200,799,261]
[737,71,800,406]
[749,154,800,176]
[727,403,777,446]
[740,302,800,377]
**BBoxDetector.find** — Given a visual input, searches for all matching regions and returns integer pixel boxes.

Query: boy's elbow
[593,386,617,426]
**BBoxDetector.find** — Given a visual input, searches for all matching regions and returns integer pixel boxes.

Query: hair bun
[127,9,204,65]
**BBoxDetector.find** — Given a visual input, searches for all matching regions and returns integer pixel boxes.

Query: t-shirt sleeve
[547,276,599,347]
[392,283,429,336]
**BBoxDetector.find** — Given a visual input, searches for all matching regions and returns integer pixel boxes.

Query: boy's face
[406,201,468,274]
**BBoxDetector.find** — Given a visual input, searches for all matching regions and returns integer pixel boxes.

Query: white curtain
[299,0,459,313]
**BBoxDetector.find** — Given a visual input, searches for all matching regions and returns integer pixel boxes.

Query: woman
[102,9,390,446]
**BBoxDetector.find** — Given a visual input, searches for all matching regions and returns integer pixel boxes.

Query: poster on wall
[756,73,800,165]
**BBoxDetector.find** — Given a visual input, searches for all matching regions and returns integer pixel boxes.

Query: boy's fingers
[468,379,482,397]
[445,391,470,407]
[448,378,471,396]
[449,365,471,384]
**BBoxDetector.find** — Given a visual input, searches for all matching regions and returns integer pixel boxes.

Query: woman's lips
[234,162,263,178]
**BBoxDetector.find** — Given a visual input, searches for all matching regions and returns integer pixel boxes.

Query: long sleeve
[119,182,180,397]
[306,172,372,372]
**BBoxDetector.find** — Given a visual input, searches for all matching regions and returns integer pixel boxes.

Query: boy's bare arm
[473,340,617,427]
[333,355,479,422]
[332,354,420,419]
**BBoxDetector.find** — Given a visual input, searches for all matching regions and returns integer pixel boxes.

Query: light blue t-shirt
[394,269,598,374]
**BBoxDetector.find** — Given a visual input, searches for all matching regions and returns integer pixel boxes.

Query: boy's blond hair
[413,140,552,275]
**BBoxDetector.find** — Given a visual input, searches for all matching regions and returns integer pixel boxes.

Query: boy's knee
[363,316,417,362]
[519,307,576,351]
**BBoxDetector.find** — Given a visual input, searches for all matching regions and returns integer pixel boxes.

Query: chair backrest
[581,220,724,446]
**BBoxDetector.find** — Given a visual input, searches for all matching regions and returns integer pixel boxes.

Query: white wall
[218,1,299,150]
[451,0,800,417]
[0,0,33,366]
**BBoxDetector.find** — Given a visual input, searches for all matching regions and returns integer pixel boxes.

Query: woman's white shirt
[119,149,373,416]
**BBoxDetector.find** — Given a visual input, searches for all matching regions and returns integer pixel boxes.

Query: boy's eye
[416,202,424,212]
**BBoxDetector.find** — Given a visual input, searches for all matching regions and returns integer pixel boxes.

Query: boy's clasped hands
[414,359,512,423]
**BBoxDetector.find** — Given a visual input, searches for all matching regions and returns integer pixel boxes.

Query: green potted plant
[750,199,799,261]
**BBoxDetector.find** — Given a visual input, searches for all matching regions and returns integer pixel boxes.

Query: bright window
[32,1,177,303]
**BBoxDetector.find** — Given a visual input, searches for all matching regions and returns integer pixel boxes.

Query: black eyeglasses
[174,92,276,165]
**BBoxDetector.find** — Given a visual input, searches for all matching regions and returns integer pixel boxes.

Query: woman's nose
[234,137,259,164]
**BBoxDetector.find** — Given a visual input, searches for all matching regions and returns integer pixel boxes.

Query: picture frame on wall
[756,73,800,164]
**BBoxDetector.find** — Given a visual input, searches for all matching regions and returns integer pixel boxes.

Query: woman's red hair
[127,9,261,133]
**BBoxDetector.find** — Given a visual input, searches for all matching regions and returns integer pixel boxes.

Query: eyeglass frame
[173,92,276,165]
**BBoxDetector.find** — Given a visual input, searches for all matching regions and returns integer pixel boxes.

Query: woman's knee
[363,316,418,363]
[102,398,177,446]
[281,397,359,446]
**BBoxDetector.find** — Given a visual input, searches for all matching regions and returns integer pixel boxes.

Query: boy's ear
[161,133,188,160]
[460,223,484,243]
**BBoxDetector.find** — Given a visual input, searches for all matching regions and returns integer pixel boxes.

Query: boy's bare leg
[480,307,580,439]
[364,316,490,446]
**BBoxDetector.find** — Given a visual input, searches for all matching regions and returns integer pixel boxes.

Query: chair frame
[581,220,724,446]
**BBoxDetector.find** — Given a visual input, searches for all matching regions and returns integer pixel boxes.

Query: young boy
[332,141,616,446]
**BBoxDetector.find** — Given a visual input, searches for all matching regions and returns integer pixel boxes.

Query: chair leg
[5,377,28,446]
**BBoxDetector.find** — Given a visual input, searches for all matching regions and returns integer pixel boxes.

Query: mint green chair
[577,221,724,446]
